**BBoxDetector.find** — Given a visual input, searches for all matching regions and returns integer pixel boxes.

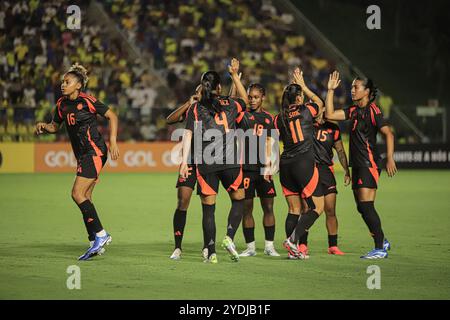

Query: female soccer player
[181,70,246,263]
[36,63,119,261]
[274,68,324,259]
[325,71,397,259]
[227,59,279,257]
[297,110,351,256]
[165,86,203,260]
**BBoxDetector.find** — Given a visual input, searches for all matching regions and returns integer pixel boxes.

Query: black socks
[328,234,338,247]
[264,225,275,242]
[357,201,384,249]
[173,209,187,249]
[202,203,216,255]
[285,213,298,238]
[243,225,274,243]
[77,200,103,241]
[226,199,244,240]
[243,227,255,243]
[291,210,320,243]
[299,231,309,246]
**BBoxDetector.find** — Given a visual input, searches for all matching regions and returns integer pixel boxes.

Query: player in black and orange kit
[227,58,280,257]
[297,110,351,257]
[325,71,397,259]
[165,85,204,260]
[36,63,119,261]
[275,68,324,259]
[181,71,246,263]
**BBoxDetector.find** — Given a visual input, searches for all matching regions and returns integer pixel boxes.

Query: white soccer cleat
[202,248,209,261]
[264,246,280,257]
[89,240,106,255]
[239,247,257,257]
[170,248,182,260]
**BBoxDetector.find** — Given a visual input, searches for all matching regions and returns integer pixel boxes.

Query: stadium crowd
[0,0,350,143]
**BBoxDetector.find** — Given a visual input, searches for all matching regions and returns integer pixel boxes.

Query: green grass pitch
[1,171,449,299]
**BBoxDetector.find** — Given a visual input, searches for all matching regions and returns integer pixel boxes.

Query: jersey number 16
[67,113,76,126]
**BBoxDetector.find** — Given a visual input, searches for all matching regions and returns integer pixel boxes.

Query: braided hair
[247,83,266,96]
[65,63,89,90]
[200,71,221,113]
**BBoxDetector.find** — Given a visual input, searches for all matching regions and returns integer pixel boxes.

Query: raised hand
[228,58,240,76]
[328,71,341,90]
[293,67,306,88]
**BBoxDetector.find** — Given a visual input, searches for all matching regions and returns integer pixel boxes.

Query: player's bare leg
[324,193,344,255]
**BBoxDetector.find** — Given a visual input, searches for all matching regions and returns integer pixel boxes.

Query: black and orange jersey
[52,92,109,159]
[238,109,275,172]
[313,121,341,166]
[274,103,319,161]
[344,103,388,168]
[186,95,246,174]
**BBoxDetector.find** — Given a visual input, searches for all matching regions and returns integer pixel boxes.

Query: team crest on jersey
[77,103,83,110]
[265,118,270,124]
[219,99,230,106]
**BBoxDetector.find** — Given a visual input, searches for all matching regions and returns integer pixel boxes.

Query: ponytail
[200,71,221,113]
[280,84,303,134]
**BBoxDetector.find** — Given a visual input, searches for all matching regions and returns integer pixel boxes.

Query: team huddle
[167,58,397,263]
[35,59,397,262]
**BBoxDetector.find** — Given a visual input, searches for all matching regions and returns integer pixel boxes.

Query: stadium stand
[0,0,351,142]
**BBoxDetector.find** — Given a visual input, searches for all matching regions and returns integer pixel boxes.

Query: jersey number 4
[215,112,229,132]
[289,119,304,143]
[67,113,76,126]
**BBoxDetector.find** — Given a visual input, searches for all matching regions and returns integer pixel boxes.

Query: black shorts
[197,167,243,196]
[313,164,337,197]
[352,166,381,189]
[243,170,276,199]
[176,164,197,189]
[279,155,318,199]
[76,154,107,179]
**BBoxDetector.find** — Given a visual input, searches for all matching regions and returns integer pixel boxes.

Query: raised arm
[166,100,191,125]
[333,140,351,186]
[228,58,248,105]
[293,67,324,112]
[325,71,346,121]
[228,72,242,98]
[104,109,120,160]
[166,94,200,125]
[379,125,397,177]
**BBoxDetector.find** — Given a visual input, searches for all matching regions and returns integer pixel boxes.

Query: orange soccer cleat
[328,246,345,255]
